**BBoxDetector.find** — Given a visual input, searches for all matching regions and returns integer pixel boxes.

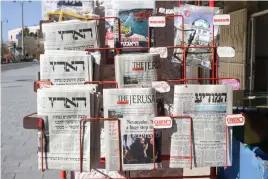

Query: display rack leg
[60,171,67,179]
[210,167,216,179]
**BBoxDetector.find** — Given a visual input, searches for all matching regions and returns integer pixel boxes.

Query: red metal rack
[23,0,239,178]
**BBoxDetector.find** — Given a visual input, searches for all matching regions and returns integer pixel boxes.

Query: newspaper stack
[103,88,161,171]
[172,5,221,68]
[40,50,102,85]
[42,20,100,51]
[115,53,161,88]
[37,85,100,171]
[170,85,233,168]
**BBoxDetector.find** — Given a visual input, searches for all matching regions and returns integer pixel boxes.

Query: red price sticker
[226,114,245,126]
[154,117,172,129]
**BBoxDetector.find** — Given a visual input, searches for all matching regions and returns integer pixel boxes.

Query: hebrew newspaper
[103,88,162,171]
[42,20,99,51]
[40,53,93,85]
[37,85,99,171]
[115,53,161,88]
[170,85,233,168]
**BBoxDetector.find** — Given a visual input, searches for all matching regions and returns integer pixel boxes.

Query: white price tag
[149,16,166,27]
[213,14,230,25]
[217,47,235,58]
[226,114,245,126]
[154,117,172,129]
[152,81,170,93]
[149,47,167,58]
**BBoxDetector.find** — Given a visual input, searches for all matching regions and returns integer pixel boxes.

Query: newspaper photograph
[42,20,99,51]
[170,85,233,168]
[115,53,161,88]
[103,88,162,171]
[172,5,221,68]
[40,54,93,85]
[37,85,99,171]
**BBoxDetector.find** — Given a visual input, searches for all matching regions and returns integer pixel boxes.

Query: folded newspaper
[172,5,221,68]
[40,53,93,85]
[115,53,161,88]
[37,85,100,171]
[43,50,102,83]
[103,88,162,171]
[170,85,233,168]
[42,20,100,51]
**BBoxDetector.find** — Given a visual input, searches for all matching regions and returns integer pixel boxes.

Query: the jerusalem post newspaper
[37,85,98,171]
[170,85,233,168]
[40,54,93,85]
[103,88,162,171]
[42,20,99,51]
[115,53,161,88]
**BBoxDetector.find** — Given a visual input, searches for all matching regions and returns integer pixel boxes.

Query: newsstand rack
[23,0,241,179]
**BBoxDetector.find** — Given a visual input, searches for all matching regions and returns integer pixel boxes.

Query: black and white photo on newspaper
[170,84,233,168]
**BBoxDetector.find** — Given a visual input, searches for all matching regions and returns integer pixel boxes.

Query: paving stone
[1,173,16,179]
[3,166,32,174]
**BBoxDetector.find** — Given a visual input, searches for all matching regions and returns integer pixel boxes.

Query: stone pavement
[1,63,59,179]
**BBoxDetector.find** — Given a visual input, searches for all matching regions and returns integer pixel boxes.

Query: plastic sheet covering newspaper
[42,20,100,51]
[40,53,93,85]
[103,88,162,171]
[37,85,100,171]
[115,53,161,88]
[44,50,102,81]
[170,85,233,168]
[172,5,221,68]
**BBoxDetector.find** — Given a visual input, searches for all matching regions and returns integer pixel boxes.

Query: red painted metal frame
[79,117,122,173]
[23,113,45,172]
[169,115,193,170]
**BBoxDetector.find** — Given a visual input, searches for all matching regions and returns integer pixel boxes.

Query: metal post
[249,18,255,91]
[1,21,3,58]
[21,2,24,57]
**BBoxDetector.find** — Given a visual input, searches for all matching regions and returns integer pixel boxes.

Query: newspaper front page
[42,20,99,51]
[170,85,233,168]
[37,85,99,171]
[115,53,161,88]
[103,88,162,171]
[44,50,102,81]
[40,53,93,85]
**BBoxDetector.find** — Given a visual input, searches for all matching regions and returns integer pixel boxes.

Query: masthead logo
[48,97,87,108]
[49,61,85,72]
[58,28,93,41]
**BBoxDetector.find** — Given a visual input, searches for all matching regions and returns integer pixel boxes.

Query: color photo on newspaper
[122,133,161,165]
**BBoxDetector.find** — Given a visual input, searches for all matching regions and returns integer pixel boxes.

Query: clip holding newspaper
[170,85,233,168]
[37,85,100,172]
[115,53,161,88]
[103,88,162,171]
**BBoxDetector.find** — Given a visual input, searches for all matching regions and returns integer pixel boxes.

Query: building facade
[8,25,40,46]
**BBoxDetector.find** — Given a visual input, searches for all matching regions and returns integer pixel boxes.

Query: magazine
[170,84,233,168]
[103,88,162,171]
